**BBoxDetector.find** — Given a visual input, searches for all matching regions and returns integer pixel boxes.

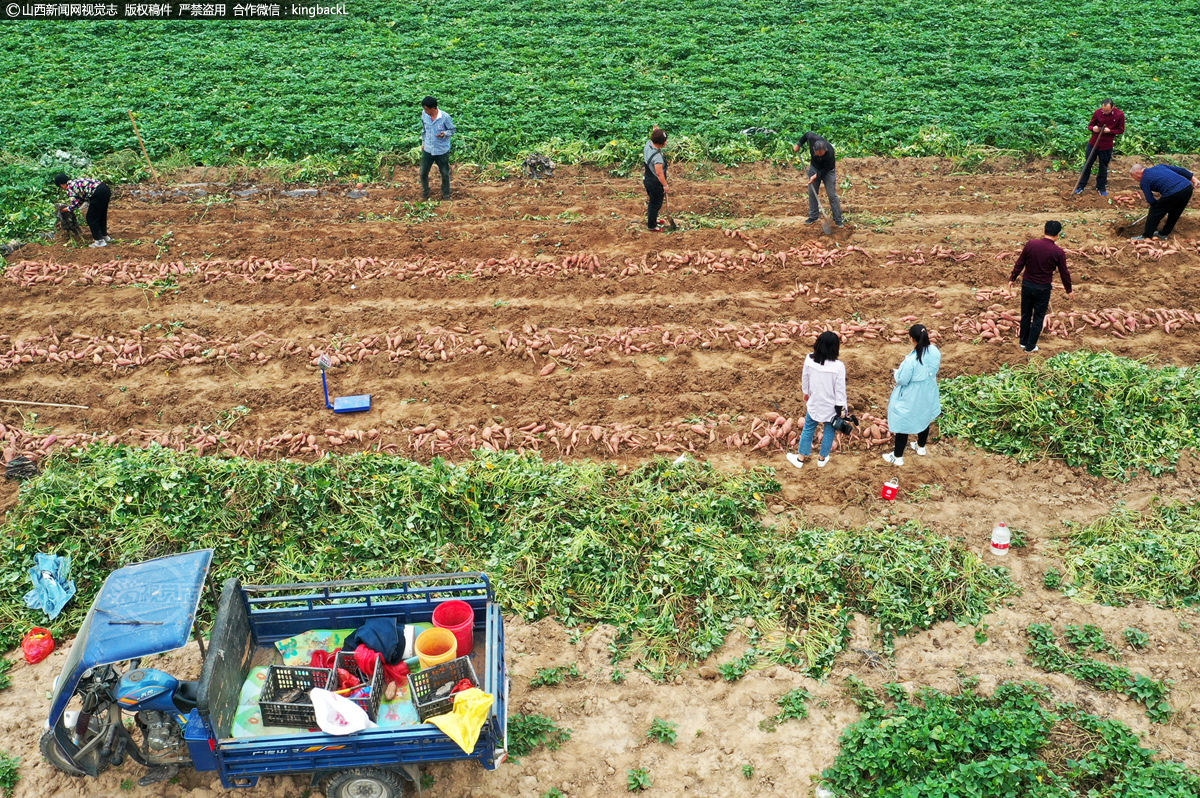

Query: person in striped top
[53,174,112,247]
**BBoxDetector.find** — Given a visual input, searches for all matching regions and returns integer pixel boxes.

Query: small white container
[990,522,1010,556]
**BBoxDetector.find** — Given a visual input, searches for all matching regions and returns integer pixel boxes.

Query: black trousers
[420,151,451,199]
[86,183,111,240]
[644,178,664,229]
[1020,280,1053,351]
[1077,145,1112,192]
[1145,185,1193,237]
[893,427,930,458]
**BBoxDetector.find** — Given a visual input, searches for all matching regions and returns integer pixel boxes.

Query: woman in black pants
[643,127,668,231]
[53,173,111,247]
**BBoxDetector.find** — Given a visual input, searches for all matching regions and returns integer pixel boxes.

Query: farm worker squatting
[786,331,847,470]
[793,132,844,227]
[643,127,669,231]
[1129,163,1197,242]
[882,324,941,467]
[53,173,111,247]
[1073,99,1125,196]
[420,96,456,201]
[1009,220,1073,354]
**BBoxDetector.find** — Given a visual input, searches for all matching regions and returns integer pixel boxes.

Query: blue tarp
[23,552,75,620]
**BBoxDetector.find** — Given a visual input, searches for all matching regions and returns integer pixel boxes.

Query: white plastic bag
[309,688,378,735]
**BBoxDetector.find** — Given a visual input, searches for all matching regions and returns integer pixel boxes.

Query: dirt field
[2,155,1200,797]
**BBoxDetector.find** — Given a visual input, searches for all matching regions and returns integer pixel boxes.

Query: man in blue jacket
[1130,163,1197,241]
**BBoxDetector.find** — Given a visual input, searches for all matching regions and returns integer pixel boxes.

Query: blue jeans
[797,413,835,459]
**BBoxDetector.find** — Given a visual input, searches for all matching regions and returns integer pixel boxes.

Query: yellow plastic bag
[427,688,495,754]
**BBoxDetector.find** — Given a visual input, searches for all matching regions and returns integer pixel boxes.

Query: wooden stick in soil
[0,399,90,410]
[128,110,157,180]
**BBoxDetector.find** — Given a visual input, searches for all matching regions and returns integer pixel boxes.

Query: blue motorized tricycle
[41,550,508,797]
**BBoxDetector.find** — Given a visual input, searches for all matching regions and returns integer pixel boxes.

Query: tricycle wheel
[323,768,406,798]
[39,729,88,777]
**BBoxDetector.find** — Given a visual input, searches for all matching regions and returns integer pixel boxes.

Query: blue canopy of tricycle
[48,549,213,725]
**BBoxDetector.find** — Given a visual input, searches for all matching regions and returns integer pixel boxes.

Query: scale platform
[331,393,372,414]
[321,369,371,414]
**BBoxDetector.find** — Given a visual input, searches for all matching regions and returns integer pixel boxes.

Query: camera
[831,413,858,435]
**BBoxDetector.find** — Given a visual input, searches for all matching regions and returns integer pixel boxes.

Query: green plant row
[0,445,1015,678]
[941,351,1200,481]
[1026,624,1172,723]
[1048,500,1200,607]
[821,681,1199,797]
[9,1,1200,165]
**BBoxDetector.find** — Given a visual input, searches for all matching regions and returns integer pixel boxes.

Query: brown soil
[2,155,1200,797]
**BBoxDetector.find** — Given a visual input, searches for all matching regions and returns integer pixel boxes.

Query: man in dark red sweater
[1009,221,1074,353]
[1073,99,1125,196]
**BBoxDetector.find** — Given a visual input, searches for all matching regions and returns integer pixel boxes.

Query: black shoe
[441,194,451,201]
[1153,232,1170,241]
[804,218,818,225]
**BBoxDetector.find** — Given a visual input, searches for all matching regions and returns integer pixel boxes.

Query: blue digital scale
[318,354,372,413]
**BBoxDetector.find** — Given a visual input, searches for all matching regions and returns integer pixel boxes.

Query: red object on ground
[432,599,475,657]
[309,650,336,669]
[22,627,54,664]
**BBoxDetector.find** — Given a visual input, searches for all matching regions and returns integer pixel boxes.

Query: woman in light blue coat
[882,324,941,466]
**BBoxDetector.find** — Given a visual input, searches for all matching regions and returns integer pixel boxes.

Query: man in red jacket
[1009,221,1074,354]
[1073,99,1125,196]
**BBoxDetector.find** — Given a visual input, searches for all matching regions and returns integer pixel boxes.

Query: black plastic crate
[408,656,479,722]
[258,665,334,728]
[333,650,384,722]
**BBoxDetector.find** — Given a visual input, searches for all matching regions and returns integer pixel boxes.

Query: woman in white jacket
[786,331,847,470]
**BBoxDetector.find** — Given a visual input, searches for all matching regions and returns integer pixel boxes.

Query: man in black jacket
[794,132,844,226]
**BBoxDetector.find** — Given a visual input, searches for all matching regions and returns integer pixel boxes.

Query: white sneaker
[817,456,829,468]
[910,442,927,456]
[103,235,113,242]
[785,453,804,470]
[882,453,904,466]
[89,239,107,248]
[1024,345,1039,353]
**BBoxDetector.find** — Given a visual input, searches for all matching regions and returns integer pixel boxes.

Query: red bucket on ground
[432,599,475,657]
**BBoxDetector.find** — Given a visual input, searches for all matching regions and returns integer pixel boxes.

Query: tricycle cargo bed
[193,573,507,787]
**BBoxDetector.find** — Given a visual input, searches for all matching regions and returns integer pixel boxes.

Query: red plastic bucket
[880,479,899,501]
[432,599,475,657]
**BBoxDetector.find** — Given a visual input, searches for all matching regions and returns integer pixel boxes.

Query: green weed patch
[941,351,1200,481]
[821,681,1198,797]
[1049,501,1200,607]
[0,446,1014,676]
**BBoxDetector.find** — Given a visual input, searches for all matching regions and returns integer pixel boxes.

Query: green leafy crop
[0,446,1015,678]
[821,682,1199,797]
[1026,625,1173,723]
[942,352,1200,481]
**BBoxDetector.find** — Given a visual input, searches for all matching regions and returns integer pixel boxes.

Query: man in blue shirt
[420,96,456,200]
[1130,162,1196,241]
